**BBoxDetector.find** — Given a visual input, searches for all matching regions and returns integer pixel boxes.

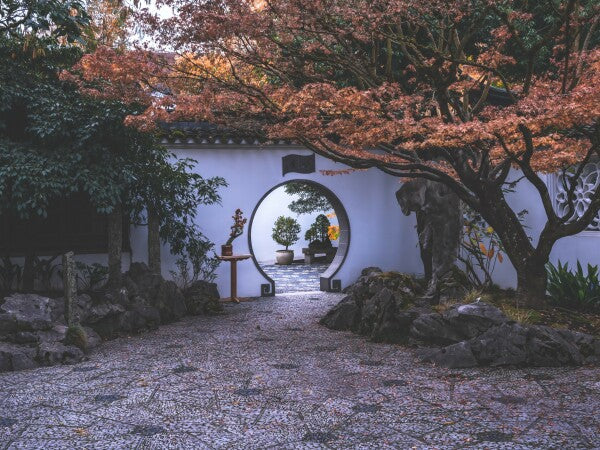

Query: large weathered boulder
[50,294,93,324]
[83,327,102,350]
[37,342,84,366]
[323,269,600,368]
[358,288,420,343]
[0,294,54,331]
[154,280,187,322]
[0,313,17,336]
[0,263,216,373]
[410,313,465,345]
[320,295,361,330]
[123,263,187,322]
[419,322,600,368]
[418,341,478,369]
[321,275,424,343]
[184,280,222,315]
[410,301,509,345]
[84,301,126,324]
[0,343,37,372]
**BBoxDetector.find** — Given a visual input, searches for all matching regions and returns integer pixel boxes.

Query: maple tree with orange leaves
[73,0,600,305]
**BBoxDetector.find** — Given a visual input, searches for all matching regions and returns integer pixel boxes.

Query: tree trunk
[107,203,123,290]
[516,260,548,308]
[477,188,550,308]
[147,207,161,274]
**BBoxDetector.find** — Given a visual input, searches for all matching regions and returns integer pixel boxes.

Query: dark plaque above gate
[282,154,315,176]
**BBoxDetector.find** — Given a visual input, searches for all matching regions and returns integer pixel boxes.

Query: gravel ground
[0,292,599,449]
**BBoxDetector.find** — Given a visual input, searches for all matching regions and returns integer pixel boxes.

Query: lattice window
[554,161,600,231]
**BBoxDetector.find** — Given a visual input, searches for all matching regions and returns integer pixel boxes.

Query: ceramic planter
[276,250,294,265]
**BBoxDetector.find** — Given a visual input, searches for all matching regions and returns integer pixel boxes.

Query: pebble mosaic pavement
[1,292,599,449]
[261,263,329,293]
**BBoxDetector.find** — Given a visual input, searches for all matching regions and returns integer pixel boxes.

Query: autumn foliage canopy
[71,0,600,301]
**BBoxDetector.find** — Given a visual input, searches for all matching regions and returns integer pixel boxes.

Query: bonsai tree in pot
[306,214,333,251]
[272,216,301,265]
[222,209,247,256]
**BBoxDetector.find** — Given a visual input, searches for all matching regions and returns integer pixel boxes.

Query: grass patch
[443,288,600,335]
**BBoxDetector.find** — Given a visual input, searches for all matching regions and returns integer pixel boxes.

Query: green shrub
[546,261,600,311]
[305,214,332,249]
[272,216,301,250]
[65,324,88,352]
[75,262,109,292]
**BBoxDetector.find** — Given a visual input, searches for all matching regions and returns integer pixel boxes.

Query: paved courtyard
[261,263,329,293]
[1,292,599,449]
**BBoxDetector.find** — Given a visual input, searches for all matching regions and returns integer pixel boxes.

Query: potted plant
[303,214,338,264]
[272,216,301,265]
[222,209,247,256]
[306,214,333,251]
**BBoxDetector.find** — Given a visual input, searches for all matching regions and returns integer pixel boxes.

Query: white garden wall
[129,143,422,297]
[126,142,600,297]
[19,143,600,297]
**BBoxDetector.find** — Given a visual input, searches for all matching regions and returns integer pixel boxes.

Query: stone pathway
[261,262,329,293]
[0,292,599,449]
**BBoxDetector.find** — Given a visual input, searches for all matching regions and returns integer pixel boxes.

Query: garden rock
[0,263,205,372]
[154,280,187,322]
[418,341,477,369]
[320,295,360,330]
[83,327,102,350]
[184,280,222,315]
[410,301,509,345]
[129,303,161,328]
[0,314,17,336]
[421,322,599,368]
[0,343,37,372]
[85,302,126,325]
[37,342,84,366]
[123,263,187,322]
[410,313,466,345]
[323,270,600,368]
[361,267,383,277]
[321,272,424,343]
[0,294,54,331]
[50,294,93,324]
[36,325,68,344]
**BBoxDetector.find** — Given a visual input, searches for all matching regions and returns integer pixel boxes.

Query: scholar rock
[0,294,54,331]
[0,343,37,372]
[184,280,222,315]
[319,296,360,330]
[37,342,84,366]
[395,179,462,296]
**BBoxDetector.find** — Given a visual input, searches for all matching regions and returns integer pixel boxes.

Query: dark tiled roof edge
[158,121,297,146]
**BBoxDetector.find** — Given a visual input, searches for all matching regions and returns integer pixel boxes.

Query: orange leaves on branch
[68,0,600,183]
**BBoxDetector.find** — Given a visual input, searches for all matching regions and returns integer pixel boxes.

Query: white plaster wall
[29,155,600,296]
[128,145,600,297]
[130,145,422,297]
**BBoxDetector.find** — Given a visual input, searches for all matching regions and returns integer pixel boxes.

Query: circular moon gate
[247,179,351,296]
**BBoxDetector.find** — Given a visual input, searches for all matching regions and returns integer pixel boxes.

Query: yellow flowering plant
[327,225,340,241]
[460,207,506,288]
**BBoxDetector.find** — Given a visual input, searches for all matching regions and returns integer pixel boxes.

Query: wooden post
[62,251,77,326]
[231,260,237,301]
